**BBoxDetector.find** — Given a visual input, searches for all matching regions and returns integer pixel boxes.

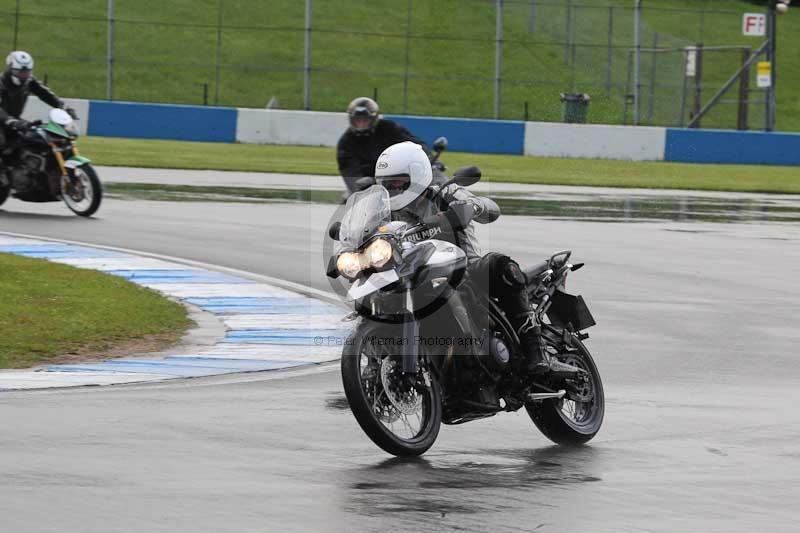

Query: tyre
[341,320,442,456]
[61,164,102,217]
[0,184,8,207]
[526,332,604,445]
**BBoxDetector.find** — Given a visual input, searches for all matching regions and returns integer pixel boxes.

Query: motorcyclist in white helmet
[374,141,580,375]
[0,51,76,136]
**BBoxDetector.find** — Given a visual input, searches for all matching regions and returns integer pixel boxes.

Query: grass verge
[0,253,193,369]
[82,136,800,194]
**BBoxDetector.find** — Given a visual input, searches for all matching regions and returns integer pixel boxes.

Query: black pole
[690,43,703,129]
[203,83,209,106]
[738,47,750,131]
[524,100,529,121]
[767,3,777,131]
[373,87,378,103]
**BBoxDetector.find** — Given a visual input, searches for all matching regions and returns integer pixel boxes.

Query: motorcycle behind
[327,176,604,456]
[0,108,102,217]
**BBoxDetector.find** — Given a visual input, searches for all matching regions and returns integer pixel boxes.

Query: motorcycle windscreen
[339,185,391,252]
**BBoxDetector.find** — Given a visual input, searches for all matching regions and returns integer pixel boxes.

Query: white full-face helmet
[375,141,433,211]
[5,50,34,86]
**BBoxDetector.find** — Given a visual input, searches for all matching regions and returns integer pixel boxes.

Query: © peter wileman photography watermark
[313,334,487,348]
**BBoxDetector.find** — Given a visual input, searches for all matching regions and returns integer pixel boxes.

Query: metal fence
[0,0,774,129]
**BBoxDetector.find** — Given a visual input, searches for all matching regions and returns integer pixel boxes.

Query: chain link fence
[0,0,773,129]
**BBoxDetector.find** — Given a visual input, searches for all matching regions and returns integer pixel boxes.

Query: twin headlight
[336,238,394,279]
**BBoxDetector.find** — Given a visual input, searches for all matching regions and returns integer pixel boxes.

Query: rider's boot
[517,314,581,376]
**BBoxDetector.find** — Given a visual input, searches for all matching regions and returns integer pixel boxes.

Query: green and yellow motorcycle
[0,108,102,217]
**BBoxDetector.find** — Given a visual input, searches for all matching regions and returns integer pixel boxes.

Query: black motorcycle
[0,108,102,217]
[327,176,604,456]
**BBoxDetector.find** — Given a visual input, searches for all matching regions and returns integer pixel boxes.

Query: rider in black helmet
[336,96,429,195]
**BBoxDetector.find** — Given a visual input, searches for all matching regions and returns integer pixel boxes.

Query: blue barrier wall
[83,100,800,165]
[88,101,237,142]
[385,115,525,155]
[665,128,800,166]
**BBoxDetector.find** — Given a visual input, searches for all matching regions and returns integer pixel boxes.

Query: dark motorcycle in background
[327,174,605,456]
[0,108,102,217]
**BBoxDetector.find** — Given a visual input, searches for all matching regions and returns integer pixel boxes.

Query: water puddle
[106,183,800,223]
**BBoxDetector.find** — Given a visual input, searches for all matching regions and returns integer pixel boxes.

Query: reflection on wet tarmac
[492,193,800,223]
[107,183,800,223]
[341,446,604,521]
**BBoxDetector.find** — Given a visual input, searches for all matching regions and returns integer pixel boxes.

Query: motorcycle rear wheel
[341,321,442,457]
[526,334,604,445]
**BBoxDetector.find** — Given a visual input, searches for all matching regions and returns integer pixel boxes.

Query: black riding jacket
[0,72,63,123]
[337,119,429,178]
[393,184,500,262]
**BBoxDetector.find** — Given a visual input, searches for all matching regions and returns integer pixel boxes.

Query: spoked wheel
[341,321,442,456]
[61,164,102,217]
[526,333,604,445]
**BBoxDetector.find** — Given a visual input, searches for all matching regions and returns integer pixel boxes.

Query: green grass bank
[83,136,800,194]
[0,253,192,369]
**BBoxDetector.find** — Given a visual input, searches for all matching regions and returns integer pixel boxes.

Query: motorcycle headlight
[336,252,363,280]
[365,238,393,268]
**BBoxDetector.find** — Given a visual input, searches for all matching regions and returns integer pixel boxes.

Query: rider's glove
[64,107,78,120]
[449,198,484,217]
[5,118,30,130]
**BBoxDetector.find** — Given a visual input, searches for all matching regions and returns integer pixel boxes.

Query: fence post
[766,6,776,132]
[738,47,750,131]
[633,0,641,125]
[402,0,412,114]
[690,43,703,129]
[564,0,573,63]
[570,5,577,91]
[214,0,223,106]
[647,32,659,122]
[494,0,503,119]
[303,0,312,110]
[605,6,613,97]
[107,0,114,101]
[12,0,20,49]
[528,0,536,33]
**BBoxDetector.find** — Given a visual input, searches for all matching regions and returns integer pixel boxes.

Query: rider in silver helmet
[0,51,75,134]
[374,141,581,376]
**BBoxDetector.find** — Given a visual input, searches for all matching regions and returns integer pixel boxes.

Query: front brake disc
[380,357,423,415]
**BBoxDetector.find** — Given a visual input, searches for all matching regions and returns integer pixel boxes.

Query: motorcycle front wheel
[526,333,604,445]
[61,164,102,217]
[341,320,442,457]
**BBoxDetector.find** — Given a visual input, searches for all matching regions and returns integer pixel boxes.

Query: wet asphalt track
[1,181,800,532]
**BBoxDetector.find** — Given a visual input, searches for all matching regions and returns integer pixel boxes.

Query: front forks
[401,286,420,374]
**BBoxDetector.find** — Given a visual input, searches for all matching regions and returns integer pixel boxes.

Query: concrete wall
[665,128,800,166]
[88,101,237,142]
[525,122,666,161]
[236,109,345,146]
[31,99,798,166]
[21,97,90,136]
[385,115,525,155]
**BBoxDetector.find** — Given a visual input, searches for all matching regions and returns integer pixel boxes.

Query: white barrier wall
[236,108,346,147]
[22,97,90,136]
[525,122,666,161]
